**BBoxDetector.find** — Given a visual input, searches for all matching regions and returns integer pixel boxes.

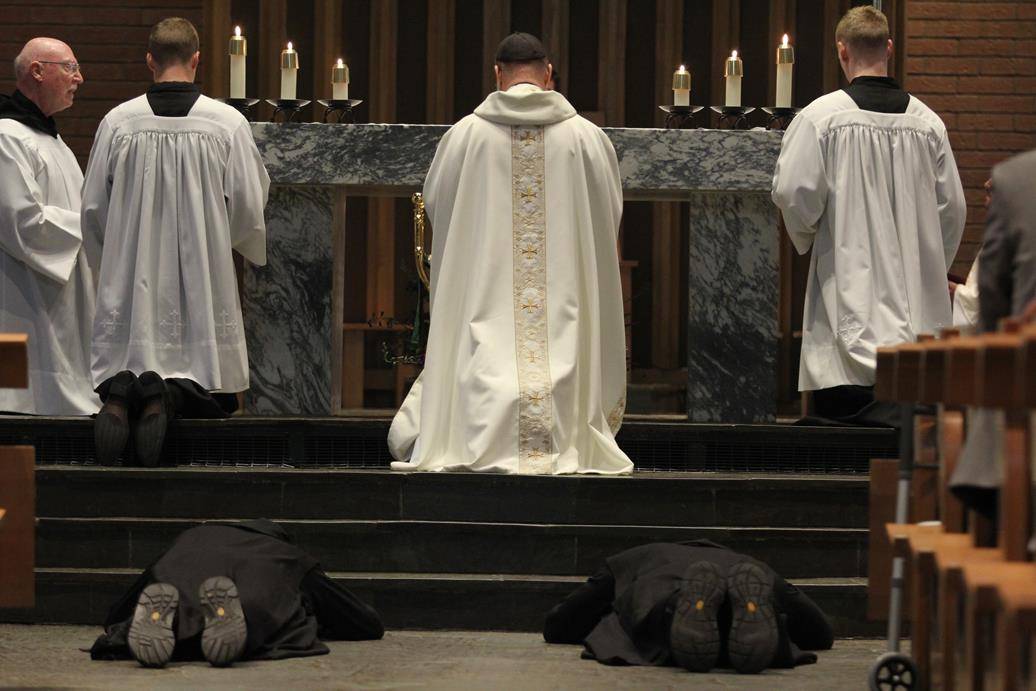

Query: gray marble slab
[252,123,782,196]
[246,123,784,419]
[243,187,333,415]
[687,193,779,423]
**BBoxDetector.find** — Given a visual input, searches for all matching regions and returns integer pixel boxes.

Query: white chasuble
[952,256,980,328]
[772,90,966,391]
[82,95,269,392]
[0,121,100,414]
[389,84,632,475]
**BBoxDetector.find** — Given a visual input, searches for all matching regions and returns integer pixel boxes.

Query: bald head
[13,38,83,116]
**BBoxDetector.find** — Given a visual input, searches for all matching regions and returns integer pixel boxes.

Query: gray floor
[0,625,885,689]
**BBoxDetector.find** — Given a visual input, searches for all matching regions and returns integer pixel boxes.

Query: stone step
[1,416,895,474]
[36,467,868,528]
[0,568,882,638]
[36,518,867,579]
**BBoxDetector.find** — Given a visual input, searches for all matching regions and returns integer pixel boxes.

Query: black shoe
[199,576,247,667]
[669,561,726,673]
[135,371,171,467]
[726,561,779,674]
[94,370,136,466]
[127,582,178,668]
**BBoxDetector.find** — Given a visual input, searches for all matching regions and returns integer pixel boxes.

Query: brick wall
[906,1,1036,277]
[0,0,204,164]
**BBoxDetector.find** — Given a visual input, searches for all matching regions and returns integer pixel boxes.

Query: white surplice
[772,91,966,391]
[952,256,980,328]
[389,84,632,475]
[82,95,269,392]
[0,120,100,414]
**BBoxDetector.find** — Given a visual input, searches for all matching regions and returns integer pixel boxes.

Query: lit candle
[332,58,349,100]
[672,64,691,107]
[724,50,743,107]
[229,26,246,99]
[776,34,794,108]
[280,42,298,100]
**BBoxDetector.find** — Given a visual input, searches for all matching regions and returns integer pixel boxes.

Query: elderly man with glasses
[0,38,99,416]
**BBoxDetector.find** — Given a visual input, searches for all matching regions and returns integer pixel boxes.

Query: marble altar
[246,123,783,422]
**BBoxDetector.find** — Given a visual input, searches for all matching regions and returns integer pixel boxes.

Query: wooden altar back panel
[204,0,905,412]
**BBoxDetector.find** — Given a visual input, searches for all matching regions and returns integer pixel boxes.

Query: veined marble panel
[243,186,333,415]
[687,193,779,423]
[251,123,782,196]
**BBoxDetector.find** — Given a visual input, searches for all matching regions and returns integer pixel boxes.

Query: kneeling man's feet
[94,370,136,466]
[726,561,778,674]
[669,561,725,672]
[135,371,171,467]
[127,582,178,668]
[199,576,247,667]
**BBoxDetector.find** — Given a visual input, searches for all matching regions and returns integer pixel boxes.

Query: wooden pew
[0,333,34,610]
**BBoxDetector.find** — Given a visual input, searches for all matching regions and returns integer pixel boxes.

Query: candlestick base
[709,106,756,130]
[317,99,364,123]
[216,98,261,120]
[658,105,704,129]
[266,99,312,123]
[761,107,801,131]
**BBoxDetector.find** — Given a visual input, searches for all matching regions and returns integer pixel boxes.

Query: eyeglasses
[37,61,81,75]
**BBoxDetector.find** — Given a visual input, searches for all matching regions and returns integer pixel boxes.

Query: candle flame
[731,50,738,59]
[679,64,685,71]
[287,41,293,51]
[782,34,789,47]
[234,26,241,37]
[337,58,344,67]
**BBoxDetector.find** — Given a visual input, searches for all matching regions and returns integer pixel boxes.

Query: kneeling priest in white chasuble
[390,35,632,475]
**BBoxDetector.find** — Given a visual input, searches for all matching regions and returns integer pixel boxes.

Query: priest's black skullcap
[495,32,547,63]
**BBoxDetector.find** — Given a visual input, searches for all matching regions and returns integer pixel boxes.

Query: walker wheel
[868,652,918,690]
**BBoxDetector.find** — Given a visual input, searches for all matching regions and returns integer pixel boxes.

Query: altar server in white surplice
[0,38,99,415]
[389,33,632,475]
[82,18,269,466]
[772,6,966,425]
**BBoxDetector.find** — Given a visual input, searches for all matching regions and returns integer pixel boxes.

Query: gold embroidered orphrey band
[511,125,554,474]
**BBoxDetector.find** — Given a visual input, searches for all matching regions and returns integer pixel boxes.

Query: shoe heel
[199,576,247,667]
[127,583,178,668]
[726,562,779,674]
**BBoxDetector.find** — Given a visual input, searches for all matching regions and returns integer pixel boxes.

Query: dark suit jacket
[979,149,1036,331]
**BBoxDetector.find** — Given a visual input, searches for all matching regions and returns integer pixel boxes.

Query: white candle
[776,34,794,108]
[332,58,349,100]
[280,42,298,100]
[229,26,246,99]
[724,50,743,107]
[672,64,690,107]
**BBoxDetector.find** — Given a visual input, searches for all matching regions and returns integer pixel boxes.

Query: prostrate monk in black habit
[81,17,270,467]
[90,520,384,668]
[543,541,833,675]
[771,6,967,427]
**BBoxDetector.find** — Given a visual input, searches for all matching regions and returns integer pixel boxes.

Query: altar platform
[0,416,890,637]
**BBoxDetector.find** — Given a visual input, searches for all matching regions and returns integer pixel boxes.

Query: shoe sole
[669,561,725,672]
[199,576,247,667]
[726,561,779,674]
[134,412,168,467]
[127,583,178,668]
[94,412,128,466]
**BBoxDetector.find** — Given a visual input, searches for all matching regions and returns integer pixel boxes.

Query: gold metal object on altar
[280,47,298,69]
[777,45,794,65]
[229,34,246,56]
[332,61,349,83]
[412,192,431,289]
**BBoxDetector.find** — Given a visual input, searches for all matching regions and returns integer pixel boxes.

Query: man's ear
[886,39,894,61]
[145,52,155,72]
[836,41,849,64]
[190,51,200,70]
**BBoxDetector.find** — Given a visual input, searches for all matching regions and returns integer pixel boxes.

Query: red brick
[957,113,1017,131]
[958,3,1018,20]
[907,56,980,75]
[957,150,1013,168]
[1020,4,1036,19]
[978,131,1036,150]
[1016,114,1036,130]
[958,38,1032,57]
[978,57,1036,76]
[907,75,959,92]
[909,20,1036,39]
[957,76,1016,94]
[950,132,978,150]
[908,38,959,56]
